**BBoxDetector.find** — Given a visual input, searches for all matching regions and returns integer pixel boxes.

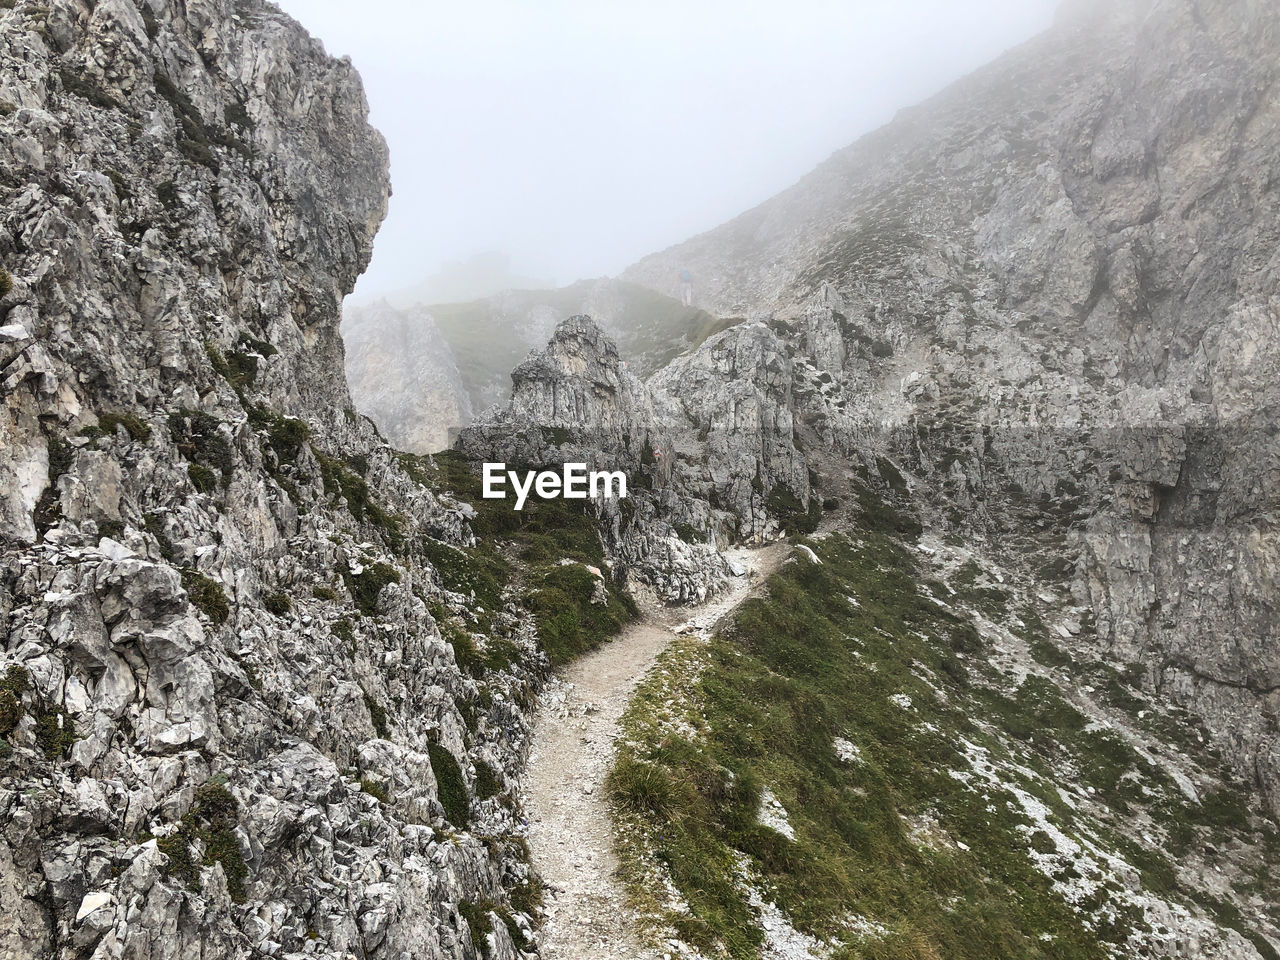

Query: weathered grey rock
[458,315,826,601]
[624,0,1280,816]
[0,3,540,958]
[343,301,473,453]
[344,277,725,451]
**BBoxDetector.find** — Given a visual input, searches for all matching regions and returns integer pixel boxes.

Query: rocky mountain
[625,0,1280,809]
[456,313,821,601]
[344,301,473,453]
[0,2,544,957]
[449,0,1280,954]
[343,278,735,452]
[5,0,1280,958]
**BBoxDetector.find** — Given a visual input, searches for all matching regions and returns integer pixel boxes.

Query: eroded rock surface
[0,3,536,957]
[625,0,1280,808]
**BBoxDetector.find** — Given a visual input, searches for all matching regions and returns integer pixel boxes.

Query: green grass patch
[169,408,233,489]
[611,481,1274,958]
[158,781,248,902]
[91,412,152,443]
[182,569,229,625]
[766,484,821,535]
[524,563,636,666]
[342,561,400,617]
[429,741,469,828]
[314,446,401,543]
[363,691,389,739]
[263,592,291,617]
[420,451,637,664]
[0,665,29,738]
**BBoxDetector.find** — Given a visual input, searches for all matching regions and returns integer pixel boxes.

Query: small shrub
[223,101,254,132]
[156,782,250,903]
[331,618,355,646]
[34,433,72,535]
[313,585,338,601]
[97,412,151,442]
[263,592,291,616]
[509,875,543,916]
[363,691,389,739]
[157,832,197,889]
[202,823,247,902]
[443,621,480,674]
[457,900,493,950]
[144,512,176,562]
[193,783,238,825]
[0,268,11,298]
[673,522,702,544]
[360,778,388,803]
[265,416,309,461]
[237,332,276,357]
[608,754,674,820]
[344,561,401,616]
[0,665,30,737]
[428,741,469,828]
[207,344,257,392]
[474,759,500,800]
[315,448,398,535]
[169,408,233,486]
[34,704,76,759]
[182,569,229,625]
[58,68,119,110]
[188,463,218,493]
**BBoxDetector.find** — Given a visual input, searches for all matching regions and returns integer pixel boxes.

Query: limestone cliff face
[622,0,1280,806]
[343,301,473,453]
[0,3,536,958]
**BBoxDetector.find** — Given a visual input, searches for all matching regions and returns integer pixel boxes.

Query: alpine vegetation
[2,1,1279,960]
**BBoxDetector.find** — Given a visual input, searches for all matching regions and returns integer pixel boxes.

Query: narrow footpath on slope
[524,543,790,960]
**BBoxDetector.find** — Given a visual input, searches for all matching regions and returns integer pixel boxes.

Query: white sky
[277,0,1059,300]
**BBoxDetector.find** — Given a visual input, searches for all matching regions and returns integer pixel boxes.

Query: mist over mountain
[3,1,1280,959]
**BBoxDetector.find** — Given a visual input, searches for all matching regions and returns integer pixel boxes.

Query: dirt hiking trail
[524,544,789,960]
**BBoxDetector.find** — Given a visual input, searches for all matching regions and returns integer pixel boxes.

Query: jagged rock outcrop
[650,321,813,539]
[343,300,473,453]
[624,0,1280,809]
[0,3,538,958]
[458,316,730,603]
[458,315,830,602]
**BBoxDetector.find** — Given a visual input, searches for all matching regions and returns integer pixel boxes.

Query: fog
[278,0,1059,303]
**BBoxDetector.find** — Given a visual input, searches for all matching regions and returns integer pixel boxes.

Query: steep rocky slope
[0,2,544,957]
[5,0,1280,958]
[344,301,473,453]
[625,0,1280,812]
